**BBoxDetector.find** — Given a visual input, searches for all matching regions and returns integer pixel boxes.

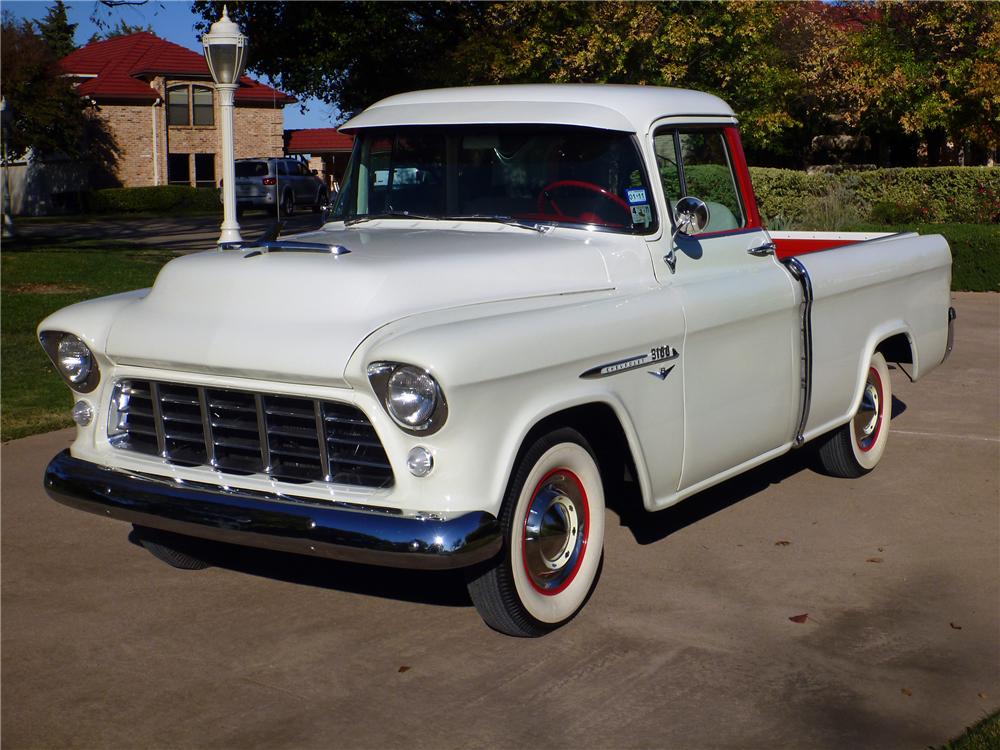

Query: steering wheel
[536,180,631,224]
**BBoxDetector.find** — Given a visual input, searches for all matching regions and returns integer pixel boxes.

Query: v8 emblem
[648,365,675,381]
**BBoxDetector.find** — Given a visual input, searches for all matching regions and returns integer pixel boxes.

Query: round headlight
[386,366,438,428]
[57,335,93,385]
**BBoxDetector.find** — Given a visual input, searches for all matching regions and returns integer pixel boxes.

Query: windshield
[331,125,657,234]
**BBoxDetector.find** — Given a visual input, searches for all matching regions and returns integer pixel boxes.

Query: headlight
[368,362,448,434]
[387,367,438,427]
[58,336,92,384]
[39,331,100,393]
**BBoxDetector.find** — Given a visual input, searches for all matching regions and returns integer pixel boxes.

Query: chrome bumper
[43,451,501,570]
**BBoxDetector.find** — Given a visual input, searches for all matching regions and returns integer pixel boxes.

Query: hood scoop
[221,239,350,258]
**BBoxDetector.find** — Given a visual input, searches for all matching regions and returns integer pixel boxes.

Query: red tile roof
[59,32,295,105]
[284,128,354,154]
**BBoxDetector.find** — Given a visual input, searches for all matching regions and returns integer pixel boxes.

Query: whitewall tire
[817,351,892,478]
[467,428,605,637]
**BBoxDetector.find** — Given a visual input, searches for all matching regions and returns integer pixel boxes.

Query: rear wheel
[282,190,294,216]
[466,428,605,637]
[817,352,892,477]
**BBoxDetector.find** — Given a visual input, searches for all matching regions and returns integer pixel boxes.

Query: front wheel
[817,351,892,477]
[466,428,605,637]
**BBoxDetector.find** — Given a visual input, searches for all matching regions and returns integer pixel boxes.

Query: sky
[1,0,339,130]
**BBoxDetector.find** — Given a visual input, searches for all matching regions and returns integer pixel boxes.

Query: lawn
[939,711,1000,750]
[1,239,178,440]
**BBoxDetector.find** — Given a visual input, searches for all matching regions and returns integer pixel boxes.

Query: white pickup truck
[40,85,954,637]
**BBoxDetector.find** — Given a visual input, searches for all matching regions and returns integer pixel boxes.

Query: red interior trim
[773,238,868,259]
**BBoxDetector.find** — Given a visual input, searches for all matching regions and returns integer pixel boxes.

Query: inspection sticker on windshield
[631,204,652,224]
[626,188,647,205]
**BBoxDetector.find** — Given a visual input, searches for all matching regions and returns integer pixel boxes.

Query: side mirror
[674,196,710,236]
[664,196,711,275]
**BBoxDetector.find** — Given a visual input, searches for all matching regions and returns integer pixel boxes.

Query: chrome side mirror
[674,196,710,236]
[664,196,711,274]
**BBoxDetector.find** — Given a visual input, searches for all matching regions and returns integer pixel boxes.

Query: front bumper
[44,451,501,570]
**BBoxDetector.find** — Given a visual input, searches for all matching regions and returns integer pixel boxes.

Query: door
[648,123,799,490]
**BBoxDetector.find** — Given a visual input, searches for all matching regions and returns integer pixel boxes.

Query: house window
[166,84,214,127]
[193,86,214,126]
[167,86,189,126]
[194,153,216,187]
[167,153,190,184]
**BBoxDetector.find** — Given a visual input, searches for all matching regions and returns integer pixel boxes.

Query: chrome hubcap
[523,472,587,594]
[853,369,882,451]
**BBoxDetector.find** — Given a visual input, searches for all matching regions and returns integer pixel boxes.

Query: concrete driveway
[12,211,326,253]
[2,293,997,749]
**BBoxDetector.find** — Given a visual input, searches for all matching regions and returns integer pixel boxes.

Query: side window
[192,86,214,126]
[653,127,745,234]
[166,86,189,126]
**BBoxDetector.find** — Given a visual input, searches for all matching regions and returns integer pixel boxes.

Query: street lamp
[203,5,248,245]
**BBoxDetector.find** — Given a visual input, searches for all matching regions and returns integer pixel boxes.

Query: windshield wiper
[442,215,554,234]
[344,211,438,226]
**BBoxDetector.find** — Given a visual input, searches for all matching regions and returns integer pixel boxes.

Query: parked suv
[232,157,328,217]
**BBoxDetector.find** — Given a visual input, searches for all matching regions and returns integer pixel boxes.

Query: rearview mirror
[674,196,710,236]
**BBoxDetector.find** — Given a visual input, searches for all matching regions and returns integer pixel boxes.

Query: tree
[0,17,118,178]
[191,1,483,117]
[812,1,1000,165]
[35,0,77,59]
[88,19,155,43]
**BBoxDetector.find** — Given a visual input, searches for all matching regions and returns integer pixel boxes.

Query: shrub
[83,186,219,214]
[748,166,1000,229]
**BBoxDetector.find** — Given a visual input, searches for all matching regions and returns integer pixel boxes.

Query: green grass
[1,239,178,440]
[938,710,1000,750]
[845,223,999,292]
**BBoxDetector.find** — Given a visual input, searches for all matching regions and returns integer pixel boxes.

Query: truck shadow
[607,396,908,546]
[127,529,473,607]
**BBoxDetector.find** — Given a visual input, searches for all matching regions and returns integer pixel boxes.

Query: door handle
[747,241,776,257]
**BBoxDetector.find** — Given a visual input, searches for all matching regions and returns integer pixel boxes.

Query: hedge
[84,185,220,214]
[749,166,1000,228]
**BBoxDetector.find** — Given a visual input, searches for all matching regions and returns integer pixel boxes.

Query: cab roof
[340,84,737,135]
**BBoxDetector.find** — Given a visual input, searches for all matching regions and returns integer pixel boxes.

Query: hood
[105,224,618,386]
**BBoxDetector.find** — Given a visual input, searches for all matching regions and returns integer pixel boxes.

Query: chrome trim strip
[197,386,216,467]
[148,382,167,458]
[943,306,956,363]
[253,393,271,474]
[314,401,332,482]
[781,257,814,447]
[44,451,501,571]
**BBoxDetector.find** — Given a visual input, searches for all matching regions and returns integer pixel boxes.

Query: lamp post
[203,5,248,245]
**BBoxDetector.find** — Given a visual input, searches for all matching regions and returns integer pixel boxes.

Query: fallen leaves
[866,557,884,563]
[978,692,988,700]
[774,540,791,546]
[398,666,411,673]
[949,622,962,630]
[901,687,913,697]
[789,613,809,624]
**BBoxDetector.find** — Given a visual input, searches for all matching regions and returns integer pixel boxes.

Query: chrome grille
[110,379,394,488]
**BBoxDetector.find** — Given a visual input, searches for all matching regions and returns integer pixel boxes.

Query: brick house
[59,32,295,189]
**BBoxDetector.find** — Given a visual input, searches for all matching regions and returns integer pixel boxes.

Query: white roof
[340,84,736,134]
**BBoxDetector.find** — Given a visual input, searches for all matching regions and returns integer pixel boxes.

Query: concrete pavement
[2,293,997,749]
